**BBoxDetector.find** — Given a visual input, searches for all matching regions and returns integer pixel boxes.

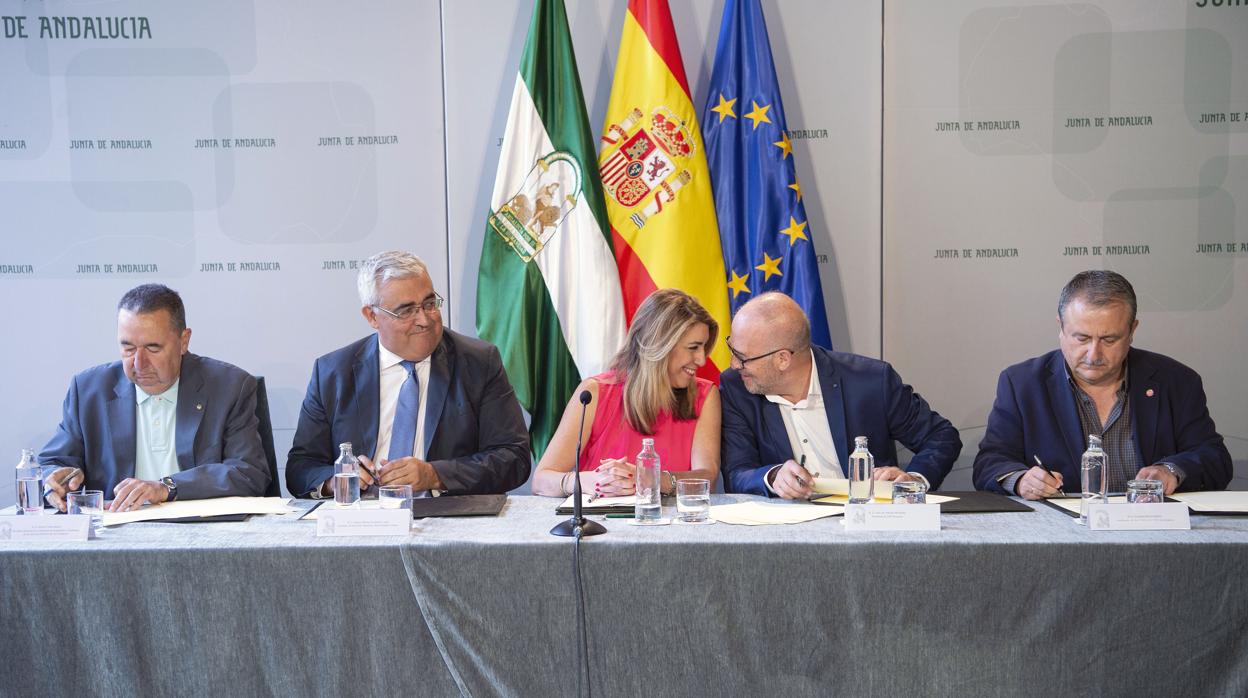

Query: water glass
[378,485,414,511]
[67,490,105,537]
[675,478,711,524]
[1126,479,1164,504]
[891,480,927,504]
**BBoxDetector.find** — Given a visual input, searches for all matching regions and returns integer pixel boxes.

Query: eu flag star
[726,269,751,299]
[711,94,737,123]
[744,101,772,130]
[788,178,802,203]
[772,132,792,159]
[755,252,782,281]
[779,216,808,246]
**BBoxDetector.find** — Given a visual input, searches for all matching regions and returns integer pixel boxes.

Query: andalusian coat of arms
[600,106,695,229]
[488,152,583,263]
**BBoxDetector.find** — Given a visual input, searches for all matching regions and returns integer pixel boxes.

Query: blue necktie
[388,361,419,460]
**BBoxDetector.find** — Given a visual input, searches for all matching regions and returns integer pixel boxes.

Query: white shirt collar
[136,377,180,405]
[378,339,430,371]
[764,349,821,409]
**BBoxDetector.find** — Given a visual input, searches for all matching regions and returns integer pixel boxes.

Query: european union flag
[702,0,832,349]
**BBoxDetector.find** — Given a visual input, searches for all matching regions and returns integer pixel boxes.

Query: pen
[605,513,633,519]
[1033,455,1064,496]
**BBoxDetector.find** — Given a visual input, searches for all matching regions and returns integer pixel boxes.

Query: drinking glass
[378,485,414,511]
[1126,479,1164,504]
[675,478,711,524]
[891,480,927,504]
[67,490,105,537]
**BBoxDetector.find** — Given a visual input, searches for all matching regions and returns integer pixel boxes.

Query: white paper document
[100,496,297,526]
[558,494,636,510]
[709,501,843,525]
[1170,491,1248,513]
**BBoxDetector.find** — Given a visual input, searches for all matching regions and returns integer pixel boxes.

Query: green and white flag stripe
[477,0,626,460]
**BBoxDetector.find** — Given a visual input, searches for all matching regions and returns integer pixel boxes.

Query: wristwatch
[160,476,178,502]
[1158,462,1182,482]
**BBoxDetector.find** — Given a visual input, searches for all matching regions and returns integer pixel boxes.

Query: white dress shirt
[375,341,431,462]
[764,354,843,494]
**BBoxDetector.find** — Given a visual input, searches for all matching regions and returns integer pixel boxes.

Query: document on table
[1170,491,1248,513]
[1045,495,1128,515]
[710,501,843,525]
[101,496,298,526]
[810,492,958,505]
[558,494,636,510]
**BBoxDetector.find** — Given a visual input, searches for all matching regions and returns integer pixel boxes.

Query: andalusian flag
[477,0,626,459]
[599,0,732,379]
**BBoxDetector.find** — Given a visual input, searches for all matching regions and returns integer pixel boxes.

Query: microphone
[551,389,606,537]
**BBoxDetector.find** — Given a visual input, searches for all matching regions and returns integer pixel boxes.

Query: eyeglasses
[372,293,444,321]
[725,336,791,366]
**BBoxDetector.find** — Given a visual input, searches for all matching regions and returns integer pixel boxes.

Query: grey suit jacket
[38,353,270,500]
[285,329,530,497]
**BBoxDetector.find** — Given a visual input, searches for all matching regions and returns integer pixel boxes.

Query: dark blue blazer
[38,353,270,499]
[285,329,530,497]
[720,347,961,495]
[973,348,1232,493]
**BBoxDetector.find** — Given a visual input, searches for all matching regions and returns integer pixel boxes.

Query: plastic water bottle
[333,442,360,507]
[15,448,44,515]
[1079,435,1107,525]
[847,436,875,504]
[634,438,662,523]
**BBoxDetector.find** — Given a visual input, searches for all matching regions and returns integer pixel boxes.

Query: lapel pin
[1145,389,1154,397]
[196,403,203,410]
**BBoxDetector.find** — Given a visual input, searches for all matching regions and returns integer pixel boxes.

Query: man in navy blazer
[40,284,269,511]
[721,293,961,498]
[974,271,1231,498]
[285,251,529,498]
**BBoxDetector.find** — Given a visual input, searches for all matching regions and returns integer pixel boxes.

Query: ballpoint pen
[1033,455,1065,495]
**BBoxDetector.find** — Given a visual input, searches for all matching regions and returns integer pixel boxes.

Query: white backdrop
[1,0,1242,506]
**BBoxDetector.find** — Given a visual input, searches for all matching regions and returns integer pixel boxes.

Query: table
[3,495,1247,697]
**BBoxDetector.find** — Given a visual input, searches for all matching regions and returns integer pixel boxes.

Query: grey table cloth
[3,495,1246,697]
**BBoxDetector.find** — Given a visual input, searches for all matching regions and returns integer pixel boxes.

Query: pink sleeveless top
[578,372,712,472]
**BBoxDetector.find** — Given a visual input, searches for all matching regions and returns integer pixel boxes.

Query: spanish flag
[599,0,732,380]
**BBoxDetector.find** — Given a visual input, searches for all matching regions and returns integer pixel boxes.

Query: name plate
[1087,503,1190,531]
[843,503,940,531]
[0,514,90,542]
[315,508,410,536]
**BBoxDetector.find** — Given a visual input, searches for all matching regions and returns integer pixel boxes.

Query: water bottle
[333,442,361,507]
[634,438,662,523]
[1079,435,1107,525]
[15,448,44,515]
[847,436,875,504]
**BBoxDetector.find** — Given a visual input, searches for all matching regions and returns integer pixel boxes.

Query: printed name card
[315,508,411,536]
[843,503,940,531]
[0,514,90,542]
[1087,503,1190,531]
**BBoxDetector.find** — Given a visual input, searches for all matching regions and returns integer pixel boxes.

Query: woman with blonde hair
[532,288,721,498]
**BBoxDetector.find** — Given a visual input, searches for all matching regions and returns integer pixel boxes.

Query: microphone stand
[551,390,606,537]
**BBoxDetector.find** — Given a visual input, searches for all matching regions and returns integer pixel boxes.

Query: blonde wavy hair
[609,289,718,434]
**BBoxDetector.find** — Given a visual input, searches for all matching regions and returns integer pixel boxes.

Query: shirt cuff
[999,470,1026,496]
[308,478,331,499]
[763,465,781,497]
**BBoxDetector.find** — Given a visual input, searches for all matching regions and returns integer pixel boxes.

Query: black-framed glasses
[726,336,790,366]
[373,293,444,321]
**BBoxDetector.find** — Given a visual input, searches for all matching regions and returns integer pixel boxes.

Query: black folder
[411,494,508,518]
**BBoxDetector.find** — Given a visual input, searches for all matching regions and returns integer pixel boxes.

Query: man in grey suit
[286,250,529,498]
[41,284,269,512]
